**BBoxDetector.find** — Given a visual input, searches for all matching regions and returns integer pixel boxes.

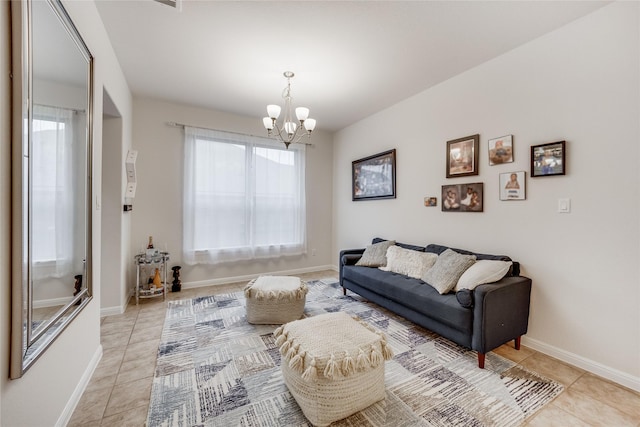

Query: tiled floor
[69,270,640,427]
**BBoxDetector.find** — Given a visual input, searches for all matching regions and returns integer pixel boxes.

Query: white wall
[130,97,334,288]
[1,2,11,422]
[333,2,640,390]
[1,0,133,425]
[101,112,125,312]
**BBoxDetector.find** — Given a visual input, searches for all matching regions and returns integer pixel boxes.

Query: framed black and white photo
[352,149,396,201]
[446,134,479,178]
[531,141,565,177]
[442,182,483,212]
[500,171,526,200]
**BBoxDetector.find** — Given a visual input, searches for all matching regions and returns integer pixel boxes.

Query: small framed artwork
[499,171,526,200]
[531,141,565,177]
[488,134,513,165]
[424,197,437,207]
[352,149,396,201]
[446,134,479,178]
[442,182,483,212]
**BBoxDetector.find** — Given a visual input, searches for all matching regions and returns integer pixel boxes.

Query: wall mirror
[11,0,94,378]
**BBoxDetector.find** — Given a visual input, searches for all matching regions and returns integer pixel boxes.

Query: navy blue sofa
[339,238,532,368]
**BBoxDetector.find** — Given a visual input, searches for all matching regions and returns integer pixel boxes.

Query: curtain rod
[165,121,313,146]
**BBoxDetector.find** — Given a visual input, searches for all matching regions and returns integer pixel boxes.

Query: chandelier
[262,71,316,149]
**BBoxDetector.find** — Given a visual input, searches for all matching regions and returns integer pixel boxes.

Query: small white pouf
[244,276,308,324]
[274,311,393,426]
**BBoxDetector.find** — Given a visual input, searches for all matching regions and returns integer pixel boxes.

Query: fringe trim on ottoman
[278,311,390,426]
[244,277,308,301]
[273,312,393,382]
[245,276,308,324]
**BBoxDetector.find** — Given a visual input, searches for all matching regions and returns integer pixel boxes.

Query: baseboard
[522,336,640,392]
[100,305,124,316]
[33,296,73,309]
[55,344,103,427]
[182,265,336,289]
[101,287,136,316]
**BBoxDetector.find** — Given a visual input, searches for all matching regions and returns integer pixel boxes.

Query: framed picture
[488,134,513,165]
[499,171,526,200]
[441,182,483,212]
[424,197,437,207]
[446,134,479,178]
[531,141,565,177]
[352,149,396,201]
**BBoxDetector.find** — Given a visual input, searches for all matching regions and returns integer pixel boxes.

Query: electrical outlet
[311,248,317,256]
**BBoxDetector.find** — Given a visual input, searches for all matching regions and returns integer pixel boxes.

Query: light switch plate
[558,198,571,213]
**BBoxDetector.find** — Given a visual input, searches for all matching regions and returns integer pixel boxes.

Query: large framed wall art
[352,149,396,201]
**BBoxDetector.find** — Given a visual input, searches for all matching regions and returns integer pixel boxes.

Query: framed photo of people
[446,134,479,178]
[441,182,483,212]
[352,149,396,201]
[499,171,526,200]
[531,141,565,177]
[488,134,514,165]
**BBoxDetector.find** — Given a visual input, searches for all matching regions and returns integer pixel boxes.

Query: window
[183,127,306,264]
[31,105,79,278]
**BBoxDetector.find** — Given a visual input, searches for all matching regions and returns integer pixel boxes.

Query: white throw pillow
[455,260,512,291]
[379,246,438,279]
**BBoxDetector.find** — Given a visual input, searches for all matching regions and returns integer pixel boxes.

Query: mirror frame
[10,0,94,378]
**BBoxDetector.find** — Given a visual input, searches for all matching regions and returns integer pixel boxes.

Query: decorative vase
[153,268,162,289]
[171,265,182,292]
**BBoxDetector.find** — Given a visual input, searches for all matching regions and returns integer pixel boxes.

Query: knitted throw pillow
[379,246,438,279]
[355,240,396,267]
[422,248,476,294]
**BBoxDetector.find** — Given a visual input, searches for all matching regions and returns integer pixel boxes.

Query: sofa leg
[478,352,485,369]
[514,336,521,350]
[342,287,346,296]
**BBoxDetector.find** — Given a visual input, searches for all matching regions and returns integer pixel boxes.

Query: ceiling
[95,1,607,132]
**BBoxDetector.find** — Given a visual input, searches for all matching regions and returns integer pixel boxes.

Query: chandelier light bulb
[267,104,281,119]
[284,121,297,135]
[262,117,274,130]
[304,118,316,132]
[295,107,309,121]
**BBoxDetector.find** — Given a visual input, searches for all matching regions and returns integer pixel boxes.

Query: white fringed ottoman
[274,311,393,426]
[244,276,308,324]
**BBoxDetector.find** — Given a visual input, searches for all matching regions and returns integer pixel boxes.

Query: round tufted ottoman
[274,311,393,426]
[244,276,308,324]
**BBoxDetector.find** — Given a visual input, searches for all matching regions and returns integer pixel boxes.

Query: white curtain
[31,104,77,279]
[183,126,306,265]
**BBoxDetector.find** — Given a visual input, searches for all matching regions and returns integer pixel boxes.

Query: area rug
[147,279,563,426]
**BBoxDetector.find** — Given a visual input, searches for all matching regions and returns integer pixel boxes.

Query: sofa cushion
[372,237,425,253]
[342,266,473,334]
[425,243,511,262]
[379,246,438,279]
[355,240,396,267]
[455,260,512,291]
[422,249,476,294]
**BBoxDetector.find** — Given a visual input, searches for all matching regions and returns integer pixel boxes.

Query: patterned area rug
[148,279,563,426]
